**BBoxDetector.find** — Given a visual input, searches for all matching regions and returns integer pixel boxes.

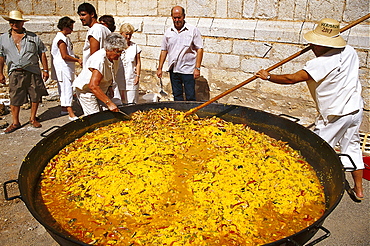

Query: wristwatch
[42,69,49,73]
[195,67,201,71]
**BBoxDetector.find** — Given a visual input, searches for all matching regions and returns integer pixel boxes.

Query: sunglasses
[9,20,23,24]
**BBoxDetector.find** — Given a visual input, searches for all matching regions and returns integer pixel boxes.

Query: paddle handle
[185,13,370,116]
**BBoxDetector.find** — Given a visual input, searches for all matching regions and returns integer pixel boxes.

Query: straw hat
[2,10,29,22]
[303,18,346,48]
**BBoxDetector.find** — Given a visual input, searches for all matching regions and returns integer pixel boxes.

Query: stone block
[345,25,370,49]
[56,0,75,16]
[34,1,56,15]
[241,57,272,74]
[68,32,79,43]
[270,43,312,63]
[116,0,129,16]
[277,0,295,20]
[146,34,162,47]
[0,22,9,33]
[300,21,316,44]
[233,40,272,58]
[17,0,34,15]
[208,19,257,40]
[228,0,243,18]
[220,54,240,69]
[115,17,143,33]
[142,17,167,34]
[209,68,256,89]
[357,50,368,69]
[259,80,311,101]
[204,38,232,53]
[128,0,157,16]
[104,0,117,15]
[195,18,213,37]
[3,0,18,14]
[142,45,161,60]
[157,0,174,16]
[25,17,58,33]
[307,0,343,21]
[242,0,257,18]
[255,20,302,44]
[215,0,227,18]
[202,53,220,68]
[277,0,308,21]
[187,0,216,18]
[343,0,370,23]
[254,0,277,19]
[141,58,158,71]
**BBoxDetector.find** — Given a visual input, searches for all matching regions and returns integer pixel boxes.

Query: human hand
[134,75,140,85]
[42,70,49,82]
[156,69,162,78]
[255,69,270,80]
[193,69,200,79]
[107,101,119,112]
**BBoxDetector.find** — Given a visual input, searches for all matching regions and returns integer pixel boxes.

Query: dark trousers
[169,70,196,101]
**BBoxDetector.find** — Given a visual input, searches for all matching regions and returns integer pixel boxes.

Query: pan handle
[338,153,357,171]
[40,126,61,138]
[3,179,22,201]
[285,225,330,246]
[278,114,300,123]
[305,226,331,246]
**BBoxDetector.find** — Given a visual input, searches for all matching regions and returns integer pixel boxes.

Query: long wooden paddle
[184,13,370,116]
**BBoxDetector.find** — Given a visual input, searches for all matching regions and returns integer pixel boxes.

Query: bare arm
[194,48,204,79]
[0,56,5,84]
[156,50,168,78]
[88,69,119,112]
[255,69,312,84]
[40,52,49,82]
[134,52,141,85]
[88,36,100,55]
[58,40,82,65]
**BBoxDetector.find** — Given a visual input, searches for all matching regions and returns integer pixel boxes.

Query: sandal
[29,119,42,128]
[4,123,21,134]
[348,188,364,201]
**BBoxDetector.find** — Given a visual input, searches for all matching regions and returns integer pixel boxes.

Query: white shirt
[82,23,111,65]
[161,22,203,74]
[304,45,363,123]
[73,49,119,93]
[51,32,76,81]
[120,42,141,90]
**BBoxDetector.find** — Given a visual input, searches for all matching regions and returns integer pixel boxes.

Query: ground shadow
[195,76,210,101]
[37,100,83,122]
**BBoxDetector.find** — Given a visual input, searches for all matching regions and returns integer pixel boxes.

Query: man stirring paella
[256,18,364,201]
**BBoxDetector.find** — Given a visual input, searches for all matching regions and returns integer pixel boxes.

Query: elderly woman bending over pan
[73,33,127,116]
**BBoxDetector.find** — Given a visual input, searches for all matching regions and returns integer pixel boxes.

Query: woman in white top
[119,23,142,104]
[73,33,127,116]
[51,17,82,120]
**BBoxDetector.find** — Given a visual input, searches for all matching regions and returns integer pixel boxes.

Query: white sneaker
[69,116,79,121]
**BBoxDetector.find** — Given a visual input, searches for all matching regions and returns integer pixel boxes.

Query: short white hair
[104,33,127,50]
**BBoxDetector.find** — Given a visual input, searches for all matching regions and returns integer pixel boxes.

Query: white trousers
[75,89,101,116]
[123,90,139,104]
[110,81,123,106]
[57,74,74,107]
[314,109,364,170]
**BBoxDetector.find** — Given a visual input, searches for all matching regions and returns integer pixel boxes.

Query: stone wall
[0,0,369,132]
